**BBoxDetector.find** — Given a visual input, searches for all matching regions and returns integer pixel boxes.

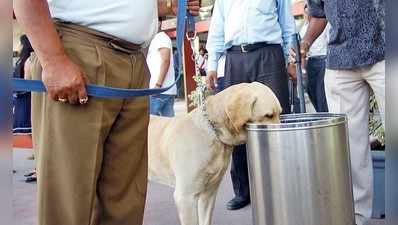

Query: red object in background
[182,35,197,112]
[164,19,211,38]
[13,135,33,149]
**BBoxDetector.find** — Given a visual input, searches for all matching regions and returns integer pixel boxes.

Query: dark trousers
[306,56,328,112]
[224,44,290,200]
[216,77,225,93]
[288,79,302,113]
[12,92,32,134]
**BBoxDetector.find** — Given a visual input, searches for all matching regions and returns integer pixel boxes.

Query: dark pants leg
[216,77,225,93]
[306,56,328,112]
[289,79,303,113]
[230,144,250,199]
[13,92,32,134]
[224,45,290,200]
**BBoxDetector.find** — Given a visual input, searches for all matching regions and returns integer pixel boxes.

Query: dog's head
[206,82,282,145]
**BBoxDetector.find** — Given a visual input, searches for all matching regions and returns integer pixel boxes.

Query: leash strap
[11,0,195,99]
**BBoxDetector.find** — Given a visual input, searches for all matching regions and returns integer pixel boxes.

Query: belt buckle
[241,44,249,53]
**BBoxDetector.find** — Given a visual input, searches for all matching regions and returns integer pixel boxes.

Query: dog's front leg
[174,188,200,225]
[198,185,219,225]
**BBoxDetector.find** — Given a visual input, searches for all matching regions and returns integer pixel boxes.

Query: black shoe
[25,175,37,183]
[24,169,36,177]
[226,197,250,210]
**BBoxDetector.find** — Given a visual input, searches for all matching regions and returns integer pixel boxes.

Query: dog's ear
[224,91,257,135]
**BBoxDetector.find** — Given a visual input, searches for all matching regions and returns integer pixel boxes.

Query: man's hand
[287,15,327,80]
[287,63,297,80]
[288,41,310,65]
[205,71,217,90]
[172,0,200,16]
[14,0,88,105]
[155,47,171,89]
[287,41,310,80]
[42,54,88,104]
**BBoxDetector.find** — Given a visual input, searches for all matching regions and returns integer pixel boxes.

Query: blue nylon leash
[11,0,195,99]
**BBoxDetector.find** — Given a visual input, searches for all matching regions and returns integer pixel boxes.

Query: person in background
[14,1,199,225]
[13,35,37,183]
[147,20,177,117]
[173,48,184,99]
[289,1,385,224]
[13,35,33,135]
[206,0,295,210]
[197,46,207,76]
[299,4,329,112]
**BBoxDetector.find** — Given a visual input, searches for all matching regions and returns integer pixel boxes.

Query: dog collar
[199,105,227,145]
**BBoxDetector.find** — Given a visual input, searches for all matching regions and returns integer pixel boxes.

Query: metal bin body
[246,113,355,225]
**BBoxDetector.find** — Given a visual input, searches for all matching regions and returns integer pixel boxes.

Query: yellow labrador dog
[148,82,282,225]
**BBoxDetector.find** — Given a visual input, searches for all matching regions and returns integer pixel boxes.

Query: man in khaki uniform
[13,1,199,225]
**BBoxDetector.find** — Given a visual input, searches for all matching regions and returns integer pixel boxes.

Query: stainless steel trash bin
[246,113,355,225]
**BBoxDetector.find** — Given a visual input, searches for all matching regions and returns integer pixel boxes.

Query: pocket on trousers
[28,52,43,81]
[61,37,105,86]
[139,54,151,89]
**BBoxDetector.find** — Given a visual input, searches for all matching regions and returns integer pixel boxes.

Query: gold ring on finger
[58,98,67,103]
[79,97,89,105]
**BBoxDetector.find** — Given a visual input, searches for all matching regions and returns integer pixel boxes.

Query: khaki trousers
[31,22,150,225]
[325,60,385,225]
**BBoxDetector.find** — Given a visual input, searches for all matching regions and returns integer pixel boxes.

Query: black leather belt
[228,42,279,53]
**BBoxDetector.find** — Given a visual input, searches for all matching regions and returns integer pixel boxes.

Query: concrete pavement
[13,148,384,225]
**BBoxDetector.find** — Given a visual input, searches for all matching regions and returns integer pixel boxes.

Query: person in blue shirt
[205,0,295,210]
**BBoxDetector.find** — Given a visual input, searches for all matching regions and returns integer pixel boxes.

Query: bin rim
[246,113,347,131]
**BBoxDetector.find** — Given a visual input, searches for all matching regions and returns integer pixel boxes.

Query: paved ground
[13,148,384,225]
[12,149,252,225]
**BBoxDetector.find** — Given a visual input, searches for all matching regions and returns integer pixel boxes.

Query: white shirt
[300,22,330,57]
[147,32,177,95]
[47,0,158,45]
[197,55,207,70]
[217,55,226,78]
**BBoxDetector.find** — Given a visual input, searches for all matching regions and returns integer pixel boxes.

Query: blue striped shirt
[206,0,296,72]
